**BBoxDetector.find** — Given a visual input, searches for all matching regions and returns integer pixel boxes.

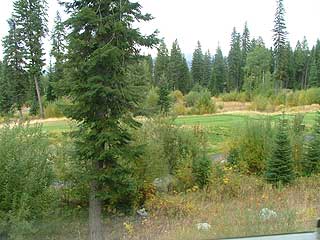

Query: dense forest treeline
[1,0,320,117]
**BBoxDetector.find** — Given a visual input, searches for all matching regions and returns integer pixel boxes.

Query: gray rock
[137,208,148,218]
[196,223,211,231]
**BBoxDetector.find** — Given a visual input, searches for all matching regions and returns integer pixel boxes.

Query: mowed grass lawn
[41,111,318,153]
[176,112,317,154]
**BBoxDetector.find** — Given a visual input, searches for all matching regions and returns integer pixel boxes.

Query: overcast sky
[0,0,320,62]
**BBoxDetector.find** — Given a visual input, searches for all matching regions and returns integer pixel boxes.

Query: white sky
[0,0,320,62]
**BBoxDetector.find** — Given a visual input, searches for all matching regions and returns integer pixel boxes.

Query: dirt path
[0,117,69,128]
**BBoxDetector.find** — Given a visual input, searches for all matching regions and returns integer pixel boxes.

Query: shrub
[44,98,69,118]
[220,91,248,102]
[227,118,274,175]
[250,95,272,112]
[134,118,211,192]
[0,124,53,238]
[185,91,200,107]
[139,87,159,116]
[192,89,216,114]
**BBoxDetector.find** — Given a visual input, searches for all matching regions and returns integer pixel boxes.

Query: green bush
[0,124,53,238]
[134,118,211,191]
[192,89,216,115]
[220,91,248,102]
[44,98,69,118]
[138,87,159,116]
[185,91,200,107]
[227,118,275,175]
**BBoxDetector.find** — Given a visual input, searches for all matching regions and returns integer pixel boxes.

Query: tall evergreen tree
[228,27,242,91]
[168,39,190,92]
[284,42,295,89]
[309,59,318,87]
[48,11,66,101]
[154,40,169,86]
[293,38,310,89]
[302,111,320,176]
[13,0,48,118]
[181,55,192,93]
[63,1,157,239]
[158,81,170,114]
[1,18,27,117]
[146,54,154,84]
[241,22,251,85]
[202,50,212,88]
[0,60,14,115]
[191,41,204,86]
[210,46,227,94]
[266,117,294,185]
[314,40,320,82]
[273,0,288,90]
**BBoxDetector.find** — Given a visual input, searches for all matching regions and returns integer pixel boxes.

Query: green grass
[176,112,317,154]
[39,111,318,154]
[41,120,74,133]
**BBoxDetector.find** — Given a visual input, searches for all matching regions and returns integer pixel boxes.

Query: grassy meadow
[24,111,319,239]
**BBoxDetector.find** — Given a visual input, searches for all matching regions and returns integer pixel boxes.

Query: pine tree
[202,50,212,88]
[13,0,48,118]
[0,60,14,115]
[62,1,158,239]
[266,117,294,185]
[210,46,227,94]
[302,111,320,176]
[228,27,242,91]
[241,22,251,85]
[168,39,190,92]
[48,11,66,101]
[146,54,154,84]
[1,17,28,117]
[293,38,310,89]
[284,42,295,89]
[158,79,170,114]
[191,41,204,86]
[309,59,318,87]
[154,40,169,85]
[181,55,192,93]
[273,0,288,90]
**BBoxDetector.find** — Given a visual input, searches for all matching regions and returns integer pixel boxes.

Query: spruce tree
[202,50,212,88]
[211,46,227,94]
[13,0,48,118]
[266,117,294,185]
[302,111,320,176]
[273,0,288,90]
[309,59,318,87]
[63,1,157,239]
[158,78,170,114]
[241,22,251,85]
[1,17,27,117]
[168,39,190,92]
[154,40,169,85]
[48,11,66,101]
[228,27,242,91]
[0,60,14,115]
[191,41,204,86]
[181,55,192,93]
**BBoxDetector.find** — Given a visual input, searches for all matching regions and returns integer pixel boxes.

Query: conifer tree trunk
[34,76,44,119]
[89,177,104,240]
